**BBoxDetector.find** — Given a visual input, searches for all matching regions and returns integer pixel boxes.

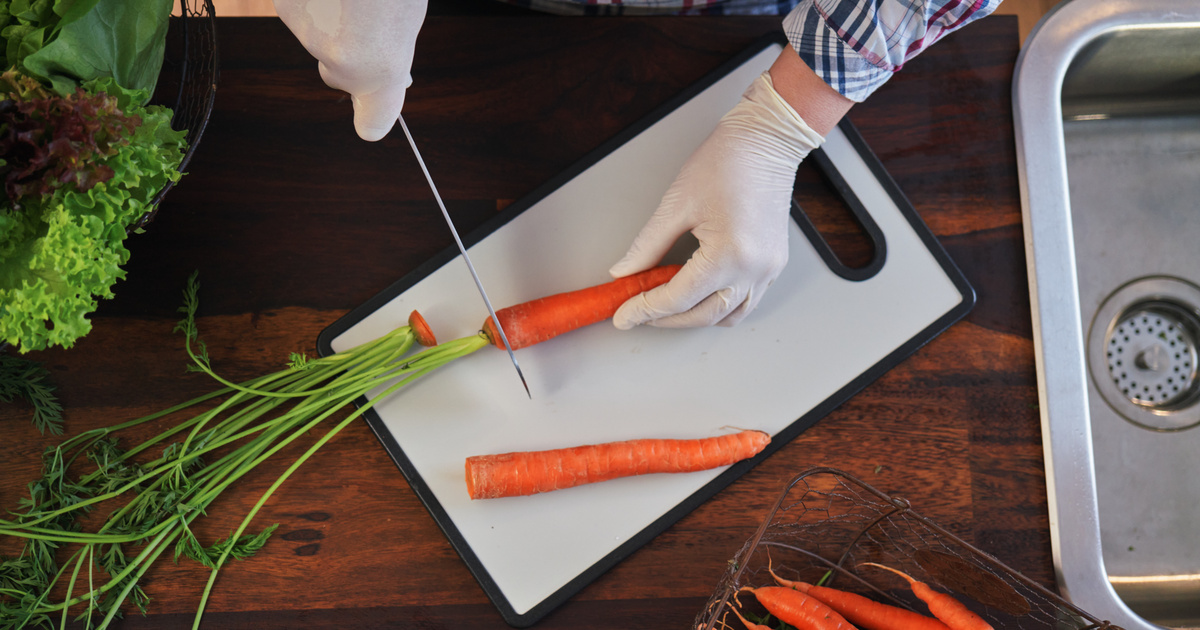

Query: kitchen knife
[398,116,531,399]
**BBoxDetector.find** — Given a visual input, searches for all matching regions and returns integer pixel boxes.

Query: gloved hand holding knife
[274,0,427,142]
[273,0,536,395]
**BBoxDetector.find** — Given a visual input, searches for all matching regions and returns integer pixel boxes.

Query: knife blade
[398,116,531,399]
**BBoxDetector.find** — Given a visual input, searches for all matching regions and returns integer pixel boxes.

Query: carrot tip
[767,564,807,591]
[860,562,916,583]
[729,604,770,630]
[408,310,438,347]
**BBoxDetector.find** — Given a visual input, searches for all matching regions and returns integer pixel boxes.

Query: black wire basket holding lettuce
[0,0,217,354]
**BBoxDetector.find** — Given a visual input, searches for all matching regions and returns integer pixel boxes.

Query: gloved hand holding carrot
[608,69,825,329]
[610,50,852,329]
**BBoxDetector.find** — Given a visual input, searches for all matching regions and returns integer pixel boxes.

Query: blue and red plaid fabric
[494,0,800,15]
[785,0,1002,101]
[494,0,1001,101]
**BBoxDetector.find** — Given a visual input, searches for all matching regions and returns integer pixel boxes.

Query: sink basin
[1014,1,1200,628]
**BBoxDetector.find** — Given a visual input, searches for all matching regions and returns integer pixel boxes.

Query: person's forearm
[768,44,854,138]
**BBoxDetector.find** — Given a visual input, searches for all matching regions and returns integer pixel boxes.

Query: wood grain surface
[0,14,1044,629]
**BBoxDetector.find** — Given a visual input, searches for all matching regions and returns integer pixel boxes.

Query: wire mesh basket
[135,0,219,229]
[695,467,1122,630]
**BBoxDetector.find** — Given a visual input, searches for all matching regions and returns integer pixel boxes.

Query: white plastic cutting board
[321,39,971,627]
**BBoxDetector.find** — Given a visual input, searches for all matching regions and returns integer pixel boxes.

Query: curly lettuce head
[1,75,187,352]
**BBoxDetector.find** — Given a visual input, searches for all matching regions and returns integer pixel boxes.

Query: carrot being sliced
[464,429,770,499]
[769,565,950,630]
[408,310,437,347]
[740,586,858,630]
[481,264,682,350]
[861,563,994,630]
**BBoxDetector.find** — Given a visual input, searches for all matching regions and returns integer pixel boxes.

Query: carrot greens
[0,354,63,435]
[0,273,487,629]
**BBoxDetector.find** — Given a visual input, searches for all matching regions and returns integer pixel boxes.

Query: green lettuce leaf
[19,0,173,97]
[0,0,64,71]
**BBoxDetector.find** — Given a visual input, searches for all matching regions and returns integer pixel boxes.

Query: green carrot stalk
[0,274,488,628]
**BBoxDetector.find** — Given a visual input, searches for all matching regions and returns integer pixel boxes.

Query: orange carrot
[768,565,950,630]
[740,586,858,630]
[481,264,682,350]
[408,310,437,347]
[861,564,993,630]
[464,429,769,499]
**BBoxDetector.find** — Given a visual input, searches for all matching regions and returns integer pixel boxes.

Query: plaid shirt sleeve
[783,0,1002,102]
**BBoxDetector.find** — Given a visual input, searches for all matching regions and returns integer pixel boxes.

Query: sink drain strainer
[1104,306,1198,407]
[1089,277,1200,431]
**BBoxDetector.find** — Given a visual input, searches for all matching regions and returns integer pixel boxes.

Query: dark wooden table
[0,12,1043,629]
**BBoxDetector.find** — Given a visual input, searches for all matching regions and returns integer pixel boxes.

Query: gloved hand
[609,71,825,329]
[274,0,428,141]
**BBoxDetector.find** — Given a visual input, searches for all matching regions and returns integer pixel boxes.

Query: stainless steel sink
[1014,1,1200,628]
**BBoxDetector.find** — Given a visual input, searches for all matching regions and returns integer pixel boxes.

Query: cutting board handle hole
[791,153,887,282]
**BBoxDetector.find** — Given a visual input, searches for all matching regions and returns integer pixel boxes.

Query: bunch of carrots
[1,264,774,629]
[727,562,994,630]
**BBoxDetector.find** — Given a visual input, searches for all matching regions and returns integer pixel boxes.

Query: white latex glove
[609,71,825,329]
[274,0,428,141]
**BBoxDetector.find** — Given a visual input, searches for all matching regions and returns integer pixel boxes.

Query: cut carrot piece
[408,310,437,347]
[465,429,769,499]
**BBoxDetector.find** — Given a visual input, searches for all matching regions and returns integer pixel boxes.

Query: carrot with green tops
[861,564,994,630]
[739,585,859,630]
[768,564,951,630]
[481,264,682,350]
[408,310,438,347]
[464,429,770,499]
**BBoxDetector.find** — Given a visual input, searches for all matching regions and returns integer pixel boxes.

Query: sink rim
[1013,1,1200,629]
